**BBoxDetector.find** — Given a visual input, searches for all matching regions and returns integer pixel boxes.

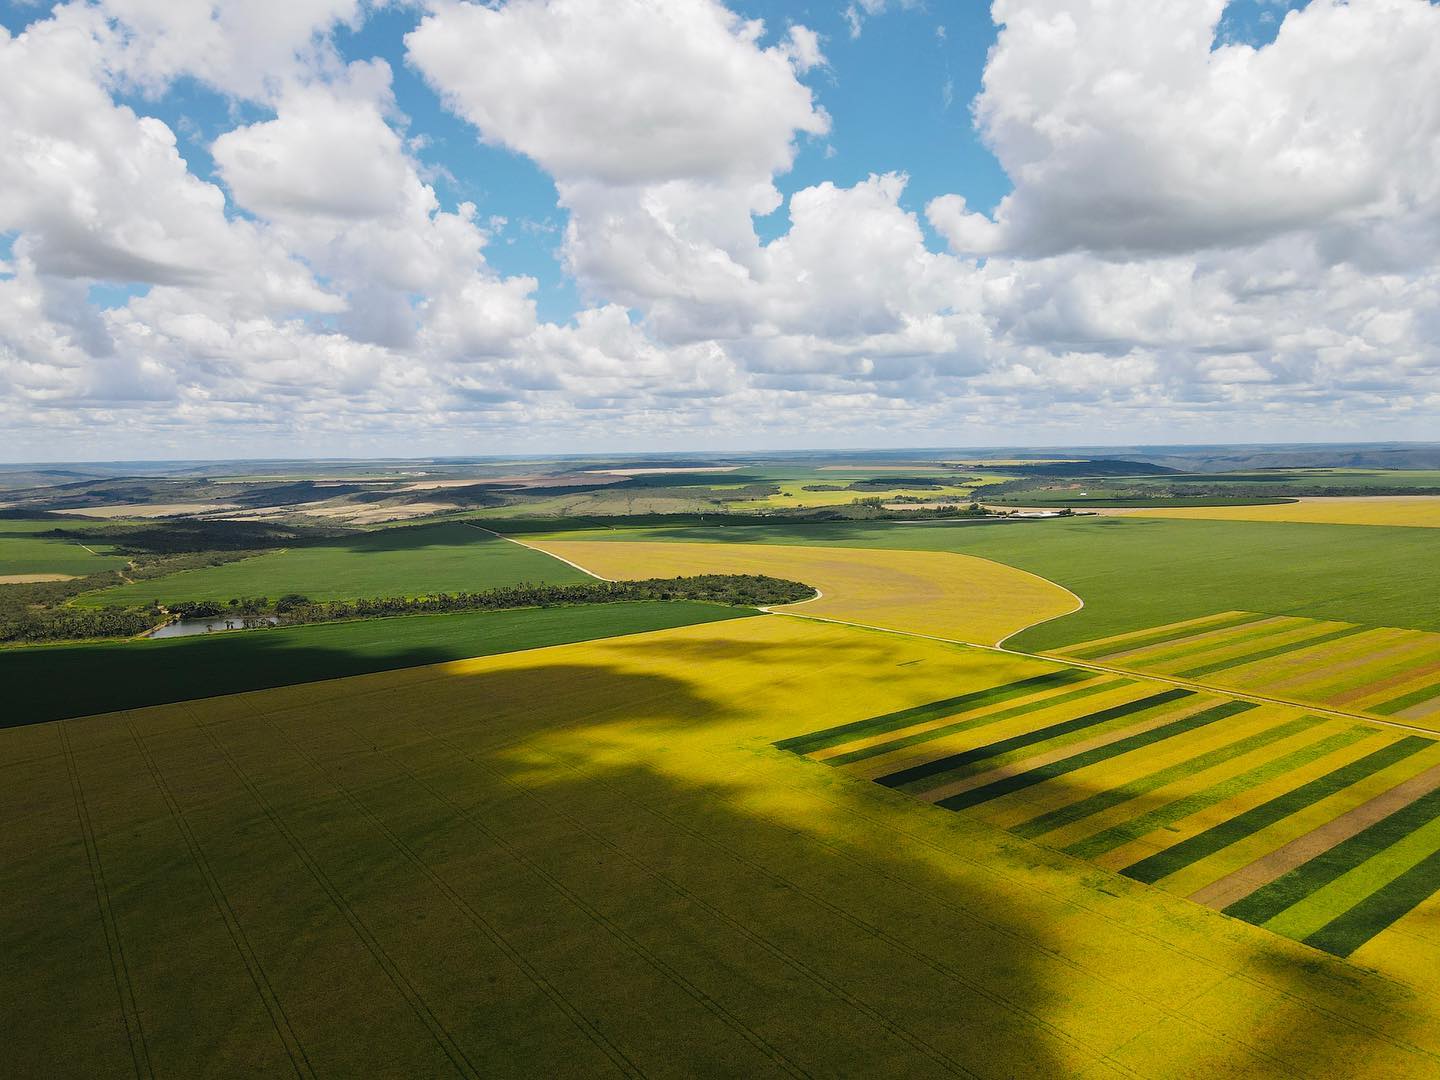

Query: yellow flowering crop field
[10,612,1440,1076]
[527,539,1081,646]
[1123,496,1440,529]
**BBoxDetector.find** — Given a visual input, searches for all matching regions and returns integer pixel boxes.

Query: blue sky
[0,0,1435,460]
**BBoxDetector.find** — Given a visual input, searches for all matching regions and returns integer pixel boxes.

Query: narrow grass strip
[1013,714,1320,840]
[1066,726,1378,860]
[1176,626,1369,680]
[874,688,1193,790]
[1373,679,1440,717]
[1063,612,1265,660]
[823,678,1130,768]
[1120,736,1434,885]
[937,700,1258,812]
[1302,846,1440,956]
[1223,786,1440,925]
[773,670,1086,754]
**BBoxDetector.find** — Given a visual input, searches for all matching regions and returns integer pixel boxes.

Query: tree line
[2,574,817,645]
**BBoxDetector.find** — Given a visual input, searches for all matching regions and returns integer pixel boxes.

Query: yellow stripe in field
[1095,615,1299,666]
[1263,811,1440,942]
[912,695,1223,807]
[1227,629,1422,695]
[1155,742,1440,897]
[1058,611,1260,657]
[1037,711,1336,851]
[1138,620,1355,677]
[978,705,1290,832]
[1090,731,1388,873]
[1120,496,1440,529]
[810,675,1114,763]
[523,539,1081,647]
[1349,888,1440,981]
[845,681,1155,782]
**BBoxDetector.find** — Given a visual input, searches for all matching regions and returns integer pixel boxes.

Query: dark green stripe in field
[823,678,1131,768]
[1014,714,1321,840]
[875,688,1192,790]
[1224,786,1440,926]
[1062,613,1266,660]
[939,700,1257,813]
[1175,626,1368,680]
[1373,679,1440,716]
[1121,736,1433,885]
[1066,726,1378,860]
[1303,846,1440,957]
[1,601,752,727]
[773,670,1087,754]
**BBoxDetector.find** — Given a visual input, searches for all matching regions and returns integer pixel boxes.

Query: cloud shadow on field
[364,648,1440,1076]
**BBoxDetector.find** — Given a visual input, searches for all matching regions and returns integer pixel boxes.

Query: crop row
[781,670,1440,958]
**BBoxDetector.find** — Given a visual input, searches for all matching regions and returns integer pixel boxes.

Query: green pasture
[511,516,1440,650]
[75,522,586,607]
[0,524,127,577]
[2,601,751,726]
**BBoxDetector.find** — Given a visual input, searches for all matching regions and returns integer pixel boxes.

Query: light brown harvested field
[295,500,462,524]
[0,572,79,583]
[52,503,240,518]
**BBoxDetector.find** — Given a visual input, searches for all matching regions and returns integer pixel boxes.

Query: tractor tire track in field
[247,701,816,1080]
[757,763,1440,1072]
[230,702,647,1080]
[122,718,316,1080]
[373,707,982,1080]
[59,722,155,1080]
[185,708,484,1080]
[392,704,1139,1079]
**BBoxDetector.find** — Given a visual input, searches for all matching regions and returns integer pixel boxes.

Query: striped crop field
[1052,611,1440,726]
[777,668,1440,962]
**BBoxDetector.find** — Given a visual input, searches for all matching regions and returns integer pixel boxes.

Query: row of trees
[1,574,817,645]
[204,574,818,628]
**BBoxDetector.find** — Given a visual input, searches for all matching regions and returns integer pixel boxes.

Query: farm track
[60,722,155,1080]
[121,719,316,1080]
[234,696,800,1079]
[186,706,485,1080]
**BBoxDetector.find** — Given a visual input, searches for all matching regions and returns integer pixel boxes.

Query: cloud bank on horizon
[0,0,1436,458]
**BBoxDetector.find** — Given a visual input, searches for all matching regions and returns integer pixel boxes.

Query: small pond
[147,615,280,639]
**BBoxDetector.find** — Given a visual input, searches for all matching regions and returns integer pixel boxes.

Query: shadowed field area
[0,601,753,727]
[8,616,1440,1076]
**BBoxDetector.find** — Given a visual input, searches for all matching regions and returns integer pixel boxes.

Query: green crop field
[0,601,753,726]
[513,516,1440,650]
[0,525,127,577]
[75,522,587,607]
